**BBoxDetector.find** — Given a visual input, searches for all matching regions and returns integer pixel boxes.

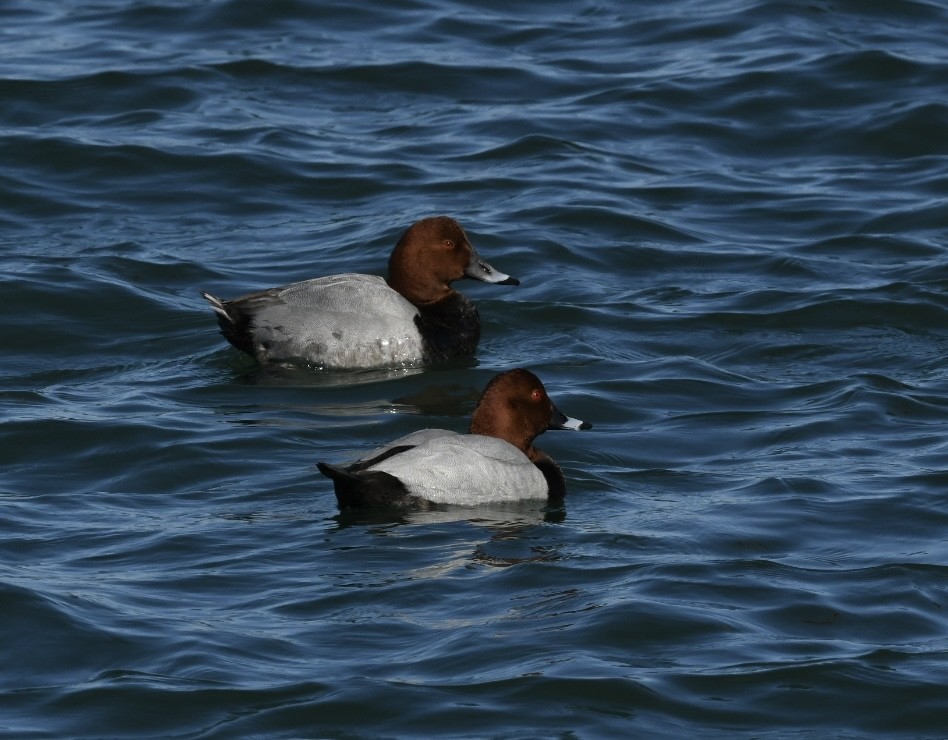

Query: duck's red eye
[442,239,456,249]
[531,389,543,402]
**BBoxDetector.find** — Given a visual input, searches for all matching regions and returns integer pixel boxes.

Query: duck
[318,369,591,509]
[201,216,518,369]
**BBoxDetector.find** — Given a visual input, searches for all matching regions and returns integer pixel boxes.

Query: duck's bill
[549,406,593,431]
[464,251,520,285]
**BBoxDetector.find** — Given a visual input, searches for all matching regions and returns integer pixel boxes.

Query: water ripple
[2,0,947,736]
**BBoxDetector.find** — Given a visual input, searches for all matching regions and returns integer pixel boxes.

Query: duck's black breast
[414,292,480,363]
[533,457,567,502]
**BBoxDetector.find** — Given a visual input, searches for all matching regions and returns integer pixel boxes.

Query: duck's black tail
[317,462,419,510]
[200,291,255,356]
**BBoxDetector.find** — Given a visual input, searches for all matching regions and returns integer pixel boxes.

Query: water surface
[1,1,947,737]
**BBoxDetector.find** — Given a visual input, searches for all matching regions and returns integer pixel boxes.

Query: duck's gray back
[249,274,424,367]
[367,432,548,504]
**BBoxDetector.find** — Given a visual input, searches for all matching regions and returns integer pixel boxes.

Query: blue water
[2,0,947,736]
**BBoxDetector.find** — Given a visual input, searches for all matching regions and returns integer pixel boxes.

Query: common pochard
[318,369,591,509]
[201,216,517,369]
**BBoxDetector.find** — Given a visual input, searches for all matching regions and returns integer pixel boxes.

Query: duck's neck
[388,273,452,305]
[387,241,452,306]
[470,413,535,457]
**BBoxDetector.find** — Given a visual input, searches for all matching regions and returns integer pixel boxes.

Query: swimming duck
[201,216,518,369]
[318,369,591,509]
